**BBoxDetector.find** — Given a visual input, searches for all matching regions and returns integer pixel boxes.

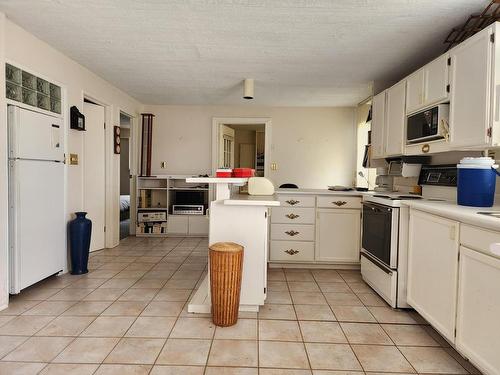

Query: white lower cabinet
[407,210,459,342]
[167,215,209,236]
[315,209,361,263]
[270,193,361,265]
[456,246,500,375]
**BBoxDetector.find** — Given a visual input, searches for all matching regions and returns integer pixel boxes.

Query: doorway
[83,100,106,252]
[215,122,267,177]
[119,112,132,240]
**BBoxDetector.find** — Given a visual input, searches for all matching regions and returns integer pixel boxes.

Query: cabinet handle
[332,201,347,207]
[284,249,299,255]
[285,213,300,219]
[285,230,299,236]
[285,199,300,206]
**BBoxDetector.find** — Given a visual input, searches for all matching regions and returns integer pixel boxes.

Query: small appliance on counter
[457,157,500,207]
[247,177,275,195]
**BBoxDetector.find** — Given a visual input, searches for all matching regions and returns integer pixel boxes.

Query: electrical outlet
[161,161,167,169]
[271,162,278,171]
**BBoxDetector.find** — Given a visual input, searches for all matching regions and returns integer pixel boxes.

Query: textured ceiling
[0,0,489,106]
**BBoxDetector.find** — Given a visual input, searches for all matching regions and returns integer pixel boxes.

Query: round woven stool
[209,242,244,327]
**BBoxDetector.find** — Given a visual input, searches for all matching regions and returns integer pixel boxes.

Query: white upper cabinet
[424,54,450,106]
[385,80,406,156]
[406,69,425,114]
[406,55,450,115]
[371,91,386,159]
[449,26,493,148]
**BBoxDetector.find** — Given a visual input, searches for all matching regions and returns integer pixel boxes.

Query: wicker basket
[209,242,244,327]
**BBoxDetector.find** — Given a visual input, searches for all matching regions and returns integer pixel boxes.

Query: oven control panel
[418,165,457,187]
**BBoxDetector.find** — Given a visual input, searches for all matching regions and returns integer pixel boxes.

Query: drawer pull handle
[332,201,347,206]
[285,213,300,219]
[285,199,300,206]
[285,230,300,236]
[284,249,300,255]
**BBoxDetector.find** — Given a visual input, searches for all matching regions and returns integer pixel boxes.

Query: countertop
[276,188,369,196]
[402,200,500,232]
[223,193,280,207]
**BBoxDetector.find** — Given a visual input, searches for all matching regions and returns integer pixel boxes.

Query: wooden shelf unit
[136,175,209,237]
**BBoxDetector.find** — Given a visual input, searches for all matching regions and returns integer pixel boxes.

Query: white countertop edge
[402,200,500,232]
[276,188,370,196]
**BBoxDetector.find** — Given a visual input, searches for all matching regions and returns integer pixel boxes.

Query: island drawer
[271,207,315,224]
[270,240,314,262]
[271,224,315,241]
[317,196,361,209]
[278,195,315,208]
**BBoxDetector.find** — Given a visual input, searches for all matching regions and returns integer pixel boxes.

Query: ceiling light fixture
[243,78,254,100]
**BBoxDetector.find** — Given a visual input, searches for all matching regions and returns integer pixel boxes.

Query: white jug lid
[459,157,496,166]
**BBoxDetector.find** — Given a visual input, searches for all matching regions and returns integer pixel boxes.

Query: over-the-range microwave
[406,104,449,144]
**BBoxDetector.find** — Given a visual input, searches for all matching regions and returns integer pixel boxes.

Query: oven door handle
[361,252,393,275]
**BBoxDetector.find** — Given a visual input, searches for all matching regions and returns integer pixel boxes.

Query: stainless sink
[477,211,500,218]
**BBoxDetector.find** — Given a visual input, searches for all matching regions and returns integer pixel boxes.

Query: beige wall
[0,16,142,308]
[144,105,357,189]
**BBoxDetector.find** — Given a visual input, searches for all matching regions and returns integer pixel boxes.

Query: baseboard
[268,262,360,270]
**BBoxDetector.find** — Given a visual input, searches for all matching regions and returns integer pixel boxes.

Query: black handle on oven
[362,202,392,213]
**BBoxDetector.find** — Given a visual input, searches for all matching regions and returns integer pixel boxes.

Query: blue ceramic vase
[69,212,92,275]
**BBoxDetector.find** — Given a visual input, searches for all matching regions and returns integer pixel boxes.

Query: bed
[120,195,130,221]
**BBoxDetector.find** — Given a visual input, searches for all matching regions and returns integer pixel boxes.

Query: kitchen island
[187,178,279,313]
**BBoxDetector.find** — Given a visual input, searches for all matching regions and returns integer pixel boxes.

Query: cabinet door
[456,246,500,375]
[167,215,188,235]
[407,210,459,342]
[385,81,406,156]
[424,54,449,105]
[449,28,493,148]
[406,69,425,114]
[370,91,386,159]
[316,209,360,263]
[188,216,209,235]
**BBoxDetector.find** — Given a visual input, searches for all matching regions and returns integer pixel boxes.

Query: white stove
[361,165,457,308]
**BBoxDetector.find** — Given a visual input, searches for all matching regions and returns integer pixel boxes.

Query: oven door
[361,202,399,269]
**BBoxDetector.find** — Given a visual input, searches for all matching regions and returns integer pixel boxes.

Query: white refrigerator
[8,105,65,294]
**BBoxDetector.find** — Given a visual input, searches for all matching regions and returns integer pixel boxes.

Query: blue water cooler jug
[457,157,500,207]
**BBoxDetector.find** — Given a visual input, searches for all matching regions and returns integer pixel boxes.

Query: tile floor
[0,236,481,375]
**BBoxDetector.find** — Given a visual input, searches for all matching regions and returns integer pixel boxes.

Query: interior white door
[449,28,493,148]
[385,81,406,156]
[407,210,459,342]
[83,102,106,252]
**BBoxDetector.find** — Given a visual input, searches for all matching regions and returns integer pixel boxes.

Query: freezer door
[9,159,65,293]
[8,105,64,161]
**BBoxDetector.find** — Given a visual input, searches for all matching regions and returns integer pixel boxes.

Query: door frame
[81,92,112,249]
[211,117,272,176]
[118,110,138,236]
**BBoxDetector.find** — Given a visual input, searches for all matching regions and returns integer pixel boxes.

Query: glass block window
[5,63,61,114]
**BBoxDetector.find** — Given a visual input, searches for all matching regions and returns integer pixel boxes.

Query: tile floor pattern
[0,236,482,375]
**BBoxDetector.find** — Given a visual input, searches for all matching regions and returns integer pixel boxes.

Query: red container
[216,168,233,178]
[232,168,255,177]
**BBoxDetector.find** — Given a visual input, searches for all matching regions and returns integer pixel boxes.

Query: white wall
[0,16,142,309]
[144,105,357,189]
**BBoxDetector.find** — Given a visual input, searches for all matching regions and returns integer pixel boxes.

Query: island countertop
[223,193,280,206]
[276,188,371,196]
